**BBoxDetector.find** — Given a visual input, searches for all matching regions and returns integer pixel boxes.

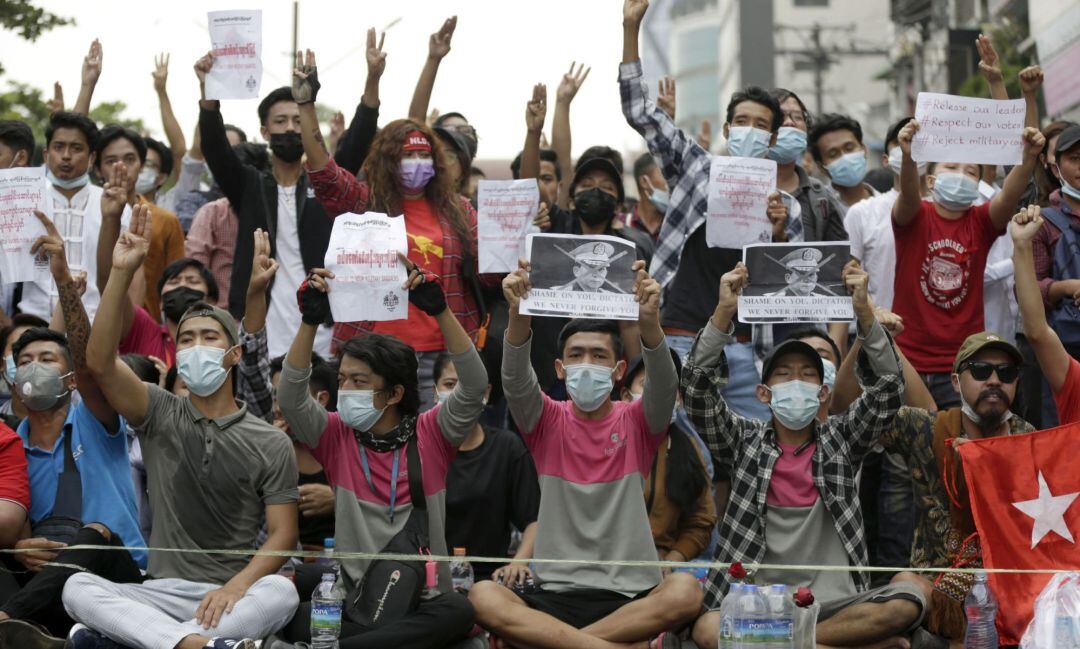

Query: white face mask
[135,167,159,194]
[887,147,928,176]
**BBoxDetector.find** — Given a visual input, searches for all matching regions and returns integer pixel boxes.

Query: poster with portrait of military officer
[739,242,854,323]
[520,233,638,320]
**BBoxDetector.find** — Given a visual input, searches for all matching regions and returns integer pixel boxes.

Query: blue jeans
[667,334,771,422]
[920,372,961,411]
[876,451,915,567]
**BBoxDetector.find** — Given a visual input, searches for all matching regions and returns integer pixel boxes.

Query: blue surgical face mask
[822,359,836,390]
[648,189,671,214]
[826,151,868,188]
[562,362,615,413]
[338,390,387,432]
[767,380,822,430]
[767,127,807,164]
[3,355,14,383]
[176,345,234,397]
[1060,176,1080,201]
[932,172,980,211]
[45,166,90,191]
[887,147,927,176]
[727,126,772,159]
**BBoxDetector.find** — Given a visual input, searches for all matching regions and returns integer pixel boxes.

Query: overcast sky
[1,0,650,163]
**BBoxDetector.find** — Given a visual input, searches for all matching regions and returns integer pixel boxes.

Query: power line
[774,23,889,113]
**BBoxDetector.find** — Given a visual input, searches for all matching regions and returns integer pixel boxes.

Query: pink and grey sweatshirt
[502,333,678,596]
[278,345,488,593]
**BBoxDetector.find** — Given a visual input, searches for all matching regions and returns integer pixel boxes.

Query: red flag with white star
[959,423,1080,644]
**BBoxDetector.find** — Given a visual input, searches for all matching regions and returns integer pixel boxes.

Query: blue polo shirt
[18,401,147,567]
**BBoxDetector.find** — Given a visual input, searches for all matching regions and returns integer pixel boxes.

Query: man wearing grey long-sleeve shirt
[277,263,486,649]
[469,258,702,649]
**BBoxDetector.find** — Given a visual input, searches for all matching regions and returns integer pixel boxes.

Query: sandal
[649,631,682,649]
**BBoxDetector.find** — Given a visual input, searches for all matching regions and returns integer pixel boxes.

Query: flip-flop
[649,631,682,649]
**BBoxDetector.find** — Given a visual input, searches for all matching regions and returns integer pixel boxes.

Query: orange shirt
[138,196,186,321]
[373,198,446,351]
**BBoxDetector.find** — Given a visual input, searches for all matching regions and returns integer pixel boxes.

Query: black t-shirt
[661,225,750,337]
[298,470,336,547]
[444,426,540,581]
[548,206,654,266]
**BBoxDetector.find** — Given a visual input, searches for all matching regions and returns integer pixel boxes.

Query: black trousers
[285,564,475,649]
[0,526,143,637]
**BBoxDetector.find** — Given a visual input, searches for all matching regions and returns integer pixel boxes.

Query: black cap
[625,348,683,389]
[433,126,474,169]
[761,339,824,383]
[570,156,626,204]
[1055,125,1080,156]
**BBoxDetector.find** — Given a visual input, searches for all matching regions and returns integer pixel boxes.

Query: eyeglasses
[783,110,808,125]
[961,361,1020,383]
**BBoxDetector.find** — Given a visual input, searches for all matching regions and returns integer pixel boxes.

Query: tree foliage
[0,0,73,75]
[957,22,1030,100]
[0,82,145,142]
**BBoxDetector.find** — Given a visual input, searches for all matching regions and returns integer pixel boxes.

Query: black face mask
[269,132,304,163]
[574,188,618,227]
[162,286,206,323]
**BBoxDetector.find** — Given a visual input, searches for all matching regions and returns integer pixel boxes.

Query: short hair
[45,111,99,150]
[143,136,173,177]
[927,161,984,177]
[434,112,468,127]
[725,86,783,133]
[576,146,624,176]
[632,152,657,181]
[338,334,420,417]
[223,124,248,143]
[0,120,35,159]
[257,87,296,126]
[769,88,812,128]
[885,117,914,151]
[12,327,72,372]
[271,353,338,410]
[157,258,219,302]
[557,319,623,361]
[164,364,180,393]
[469,166,485,178]
[121,353,160,385]
[94,125,147,169]
[1,314,49,353]
[233,142,270,172]
[433,352,454,385]
[510,148,561,181]
[786,327,842,364]
[807,114,864,164]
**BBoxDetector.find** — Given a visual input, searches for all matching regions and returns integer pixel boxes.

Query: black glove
[408,270,447,317]
[297,277,332,325]
[292,65,320,105]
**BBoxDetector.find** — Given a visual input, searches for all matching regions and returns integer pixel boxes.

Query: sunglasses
[961,361,1020,383]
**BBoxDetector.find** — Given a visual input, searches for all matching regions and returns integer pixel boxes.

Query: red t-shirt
[766,442,818,507]
[1055,357,1080,425]
[0,422,30,512]
[892,200,1001,373]
[373,199,446,352]
[118,306,176,367]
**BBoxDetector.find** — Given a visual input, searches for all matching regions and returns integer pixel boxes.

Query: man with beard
[194,53,333,358]
[879,332,1033,643]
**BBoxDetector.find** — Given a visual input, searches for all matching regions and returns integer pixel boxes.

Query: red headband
[403,130,432,153]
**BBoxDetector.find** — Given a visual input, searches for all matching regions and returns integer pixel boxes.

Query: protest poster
[911,92,1026,166]
[520,234,638,320]
[205,10,263,100]
[323,212,408,323]
[477,179,539,273]
[705,156,776,249]
[738,242,853,323]
[0,167,49,284]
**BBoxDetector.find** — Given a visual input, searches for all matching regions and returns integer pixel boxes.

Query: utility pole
[775,23,889,114]
[291,1,299,73]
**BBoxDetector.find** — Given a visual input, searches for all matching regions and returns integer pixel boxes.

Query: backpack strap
[406,438,426,511]
[1040,206,1074,241]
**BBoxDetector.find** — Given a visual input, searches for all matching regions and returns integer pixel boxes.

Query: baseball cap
[177,303,240,347]
[433,126,474,168]
[761,339,825,383]
[953,332,1023,373]
[1055,124,1080,156]
[625,348,683,387]
[570,156,626,204]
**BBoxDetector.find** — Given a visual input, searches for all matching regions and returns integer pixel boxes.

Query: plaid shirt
[307,158,485,350]
[620,60,711,290]
[237,323,273,423]
[1032,192,1075,310]
[681,319,904,608]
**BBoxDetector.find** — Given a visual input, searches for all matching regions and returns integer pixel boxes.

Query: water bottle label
[734,619,791,644]
[311,602,342,631]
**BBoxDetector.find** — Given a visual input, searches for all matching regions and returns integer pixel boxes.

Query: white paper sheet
[324,212,408,323]
[205,10,263,100]
[0,168,49,284]
[477,179,540,273]
[912,92,1026,166]
[705,156,776,249]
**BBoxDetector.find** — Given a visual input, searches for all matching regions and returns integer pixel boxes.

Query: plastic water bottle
[963,571,999,649]
[450,547,475,592]
[318,538,339,572]
[718,583,744,649]
[734,584,768,648]
[310,571,344,649]
[1054,582,1080,649]
[764,585,795,649]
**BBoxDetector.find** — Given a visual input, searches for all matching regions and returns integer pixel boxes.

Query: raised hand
[697,119,713,151]
[526,83,547,134]
[112,203,152,273]
[766,192,789,242]
[30,210,71,282]
[101,161,129,218]
[297,269,334,326]
[152,52,170,94]
[292,49,320,105]
[82,39,103,86]
[366,28,387,78]
[633,260,661,320]
[897,119,919,157]
[502,258,532,311]
[45,82,64,114]
[976,34,1002,85]
[874,307,905,335]
[1022,126,1046,161]
[248,228,279,294]
[429,16,457,61]
[657,76,676,120]
[717,262,748,315]
[557,62,591,104]
[534,202,552,231]
[1011,204,1043,244]
[624,0,650,25]
[400,252,447,316]
[842,260,871,323]
[1019,66,1044,96]
[194,52,214,90]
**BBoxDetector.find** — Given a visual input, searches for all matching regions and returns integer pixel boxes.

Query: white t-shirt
[266,185,331,357]
[844,188,898,311]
